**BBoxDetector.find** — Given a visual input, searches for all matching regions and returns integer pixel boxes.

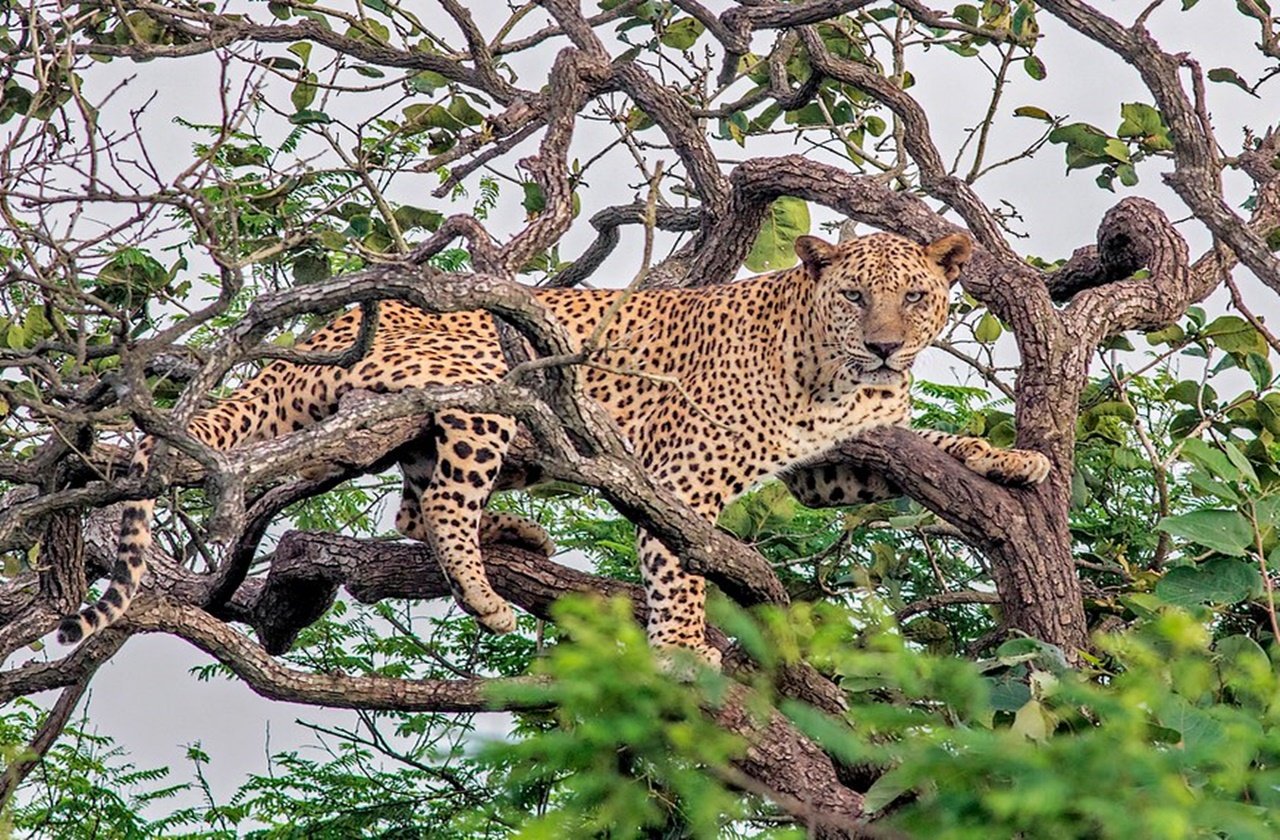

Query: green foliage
[1048,102,1176,189]
[483,597,744,838]
[744,198,811,272]
[0,699,202,838]
[735,603,1280,840]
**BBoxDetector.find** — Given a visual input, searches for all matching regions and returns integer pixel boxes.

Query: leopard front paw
[654,642,723,679]
[966,448,1051,487]
[454,586,519,634]
[474,600,518,635]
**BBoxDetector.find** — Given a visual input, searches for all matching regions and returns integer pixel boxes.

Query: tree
[2,0,1280,836]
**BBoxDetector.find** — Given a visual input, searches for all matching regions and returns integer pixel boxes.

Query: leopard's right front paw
[966,447,1052,488]
[653,641,722,680]
[455,587,519,634]
[475,601,518,634]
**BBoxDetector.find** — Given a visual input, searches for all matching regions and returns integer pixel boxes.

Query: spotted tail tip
[56,614,87,645]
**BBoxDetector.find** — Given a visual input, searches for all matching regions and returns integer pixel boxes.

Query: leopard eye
[904,291,925,304]
[842,289,864,305]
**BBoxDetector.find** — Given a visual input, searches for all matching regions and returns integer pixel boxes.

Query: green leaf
[392,205,444,233]
[287,41,312,65]
[1022,55,1046,81]
[288,109,331,125]
[1222,440,1260,489]
[1118,102,1174,152]
[1117,102,1163,137]
[1156,509,1254,556]
[659,17,705,50]
[447,96,485,127]
[1186,469,1242,505]
[402,103,462,133]
[1156,557,1261,606]
[862,766,913,815]
[409,70,449,93]
[1156,694,1229,754]
[1145,323,1185,345]
[988,675,1031,712]
[292,252,331,284]
[1012,698,1051,741]
[1104,138,1131,163]
[291,72,318,111]
[1165,380,1217,407]
[744,197,810,272]
[974,312,1003,342]
[261,57,301,71]
[995,636,1042,664]
[1013,105,1053,121]
[1214,634,1270,674]
[1203,314,1267,356]
[1100,333,1134,352]
[1084,400,1137,423]
[953,3,981,26]
[347,20,390,44]
[1259,393,1280,435]
[1180,438,1240,481]
[1207,67,1253,95]
[1048,122,1119,172]
[626,107,654,132]
[521,182,546,216]
[1011,2,1039,41]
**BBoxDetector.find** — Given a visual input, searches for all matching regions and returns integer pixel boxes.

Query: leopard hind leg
[395,411,519,634]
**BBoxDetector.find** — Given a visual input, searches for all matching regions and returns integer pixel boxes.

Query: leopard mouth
[860,367,903,383]
[855,357,904,375]
[840,348,908,379]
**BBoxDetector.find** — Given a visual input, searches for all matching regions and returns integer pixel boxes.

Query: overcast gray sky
[8,0,1278,817]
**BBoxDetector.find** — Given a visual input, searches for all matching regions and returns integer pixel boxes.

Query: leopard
[58,231,1051,666]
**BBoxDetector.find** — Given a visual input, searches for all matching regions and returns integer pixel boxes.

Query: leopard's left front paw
[966,448,1051,487]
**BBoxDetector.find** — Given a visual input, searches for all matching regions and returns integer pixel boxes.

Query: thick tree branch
[499,47,611,276]
[1038,0,1280,293]
[802,427,1090,656]
[795,26,1017,263]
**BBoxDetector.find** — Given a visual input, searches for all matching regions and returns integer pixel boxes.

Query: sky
[7,0,1279,816]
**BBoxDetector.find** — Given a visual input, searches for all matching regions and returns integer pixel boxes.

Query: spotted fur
[58,232,1049,663]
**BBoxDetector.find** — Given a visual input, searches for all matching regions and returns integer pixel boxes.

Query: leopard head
[796,231,972,384]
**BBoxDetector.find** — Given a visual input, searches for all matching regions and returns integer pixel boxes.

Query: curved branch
[500,48,612,275]
[1038,0,1280,293]
[78,2,526,105]
[795,27,1017,263]
[551,204,702,289]
[804,426,1090,655]
[132,599,545,713]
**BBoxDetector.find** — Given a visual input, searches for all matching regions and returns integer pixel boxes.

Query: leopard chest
[785,384,910,462]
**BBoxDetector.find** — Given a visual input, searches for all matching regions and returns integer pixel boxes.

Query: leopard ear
[795,235,837,277]
[925,232,973,284]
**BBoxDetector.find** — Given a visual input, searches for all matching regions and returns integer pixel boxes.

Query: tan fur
[58,233,1049,664]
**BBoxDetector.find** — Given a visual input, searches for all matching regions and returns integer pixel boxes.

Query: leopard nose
[865,341,903,360]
